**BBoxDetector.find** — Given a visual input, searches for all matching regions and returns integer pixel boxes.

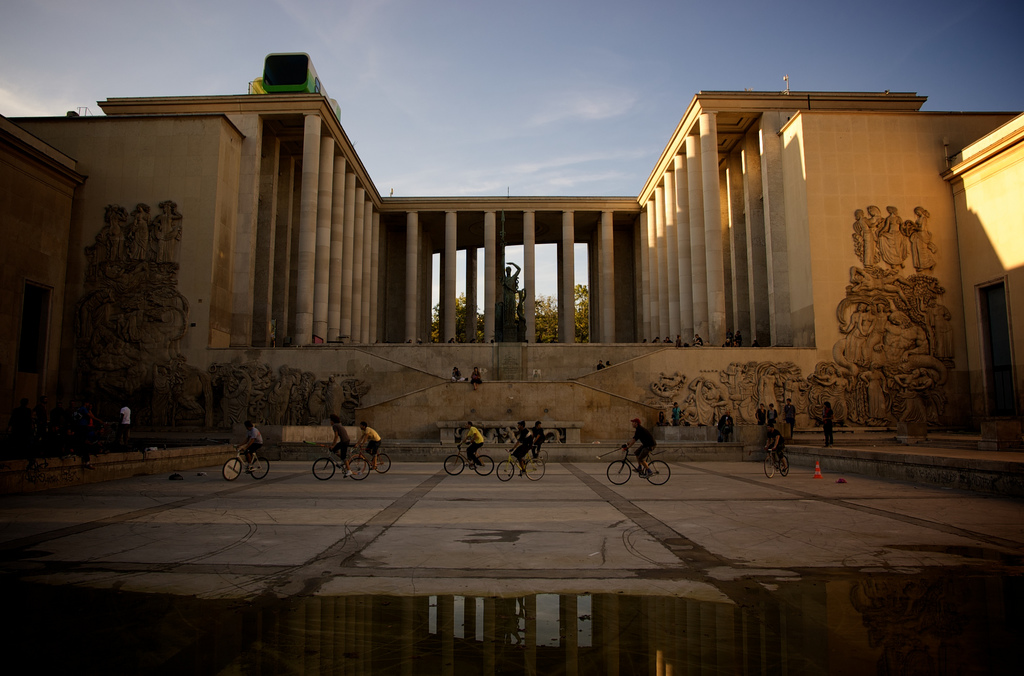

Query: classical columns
[600,210,615,343]
[559,210,575,342]
[271,156,295,344]
[673,154,693,339]
[726,149,751,342]
[405,211,419,342]
[700,112,727,346]
[360,196,373,343]
[484,211,496,342]
[646,199,661,339]
[369,209,380,343]
[686,134,708,340]
[663,170,681,340]
[444,211,458,342]
[466,246,478,342]
[760,111,793,345]
[523,210,536,342]
[252,132,280,347]
[313,134,335,342]
[340,171,356,341]
[638,210,651,340]
[327,156,347,342]
[293,113,322,346]
[350,187,365,341]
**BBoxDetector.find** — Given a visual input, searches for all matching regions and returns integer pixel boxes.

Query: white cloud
[527,89,636,127]
[0,85,85,118]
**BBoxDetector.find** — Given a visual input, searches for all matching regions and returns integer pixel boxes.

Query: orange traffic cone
[813,461,823,479]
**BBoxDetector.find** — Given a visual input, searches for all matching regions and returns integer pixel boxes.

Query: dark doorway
[980,282,1015,415]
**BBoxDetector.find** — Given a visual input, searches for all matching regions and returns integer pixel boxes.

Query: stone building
[2,77,1020,438]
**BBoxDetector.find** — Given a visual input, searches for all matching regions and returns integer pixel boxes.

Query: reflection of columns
[559,210,575,343]
[350,188,365,341]
[760,111,793,345]
[686,134,708,339]
[663,171,681,339]
[327,156,347,341]
[360,197,373,343]
[340,171,356,341]
[313,135,335,341]
[483,211,496,342]
[562,595,579,676]
[405,211,419,342]
[466,247,478,341]
[294,113,321,346]
[700,112,727,345]
[743,126,770,345]
[674,154,693,339]
[638,210,651,340]
[646,200,661,339]
[600,210,615,343]
[271,156,295,343]
[727,149,750,341]
[523,210,536,342]
[369,210,380,343]
[444,211,457,343]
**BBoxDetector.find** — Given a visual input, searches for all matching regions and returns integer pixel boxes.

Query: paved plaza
[3,459,1022,600]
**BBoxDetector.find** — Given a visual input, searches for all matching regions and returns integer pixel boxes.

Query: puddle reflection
[8,574,1021,674]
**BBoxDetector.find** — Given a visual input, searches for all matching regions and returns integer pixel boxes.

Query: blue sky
[3,0,1022,303]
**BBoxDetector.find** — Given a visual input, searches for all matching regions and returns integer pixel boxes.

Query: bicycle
[353,442,391,474]
[222,445,270,480]
[443,441,494,476]
[604,447,669,485]
[306,441,369,481]
[763,444,790,478]
[496,446,545,482]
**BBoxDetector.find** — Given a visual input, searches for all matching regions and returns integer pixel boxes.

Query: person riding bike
[623,418,655,476]
[509,421,533,474]
[357,422,382,467]
[236,421,263,473]
[764,420,785,456]
[464,421,485,467]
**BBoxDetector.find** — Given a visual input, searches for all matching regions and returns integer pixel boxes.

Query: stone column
[444,211,458,342]
[700,112,727,346]
[294,113,321,345]
[339,171,356,341]
[523,210,536,342]
[360,197,373,343]
[271,156,295,344]
[483,211,496,342]
[229,113,263,347]
[637,211,651,340]
[600,210,615,343]
[405,211,419,342]
[727,149,750,342]
[646,200,661,339]
[655,186,671,338]
[369,210,381,343]
[559,210,575,343]
[350,187,365,341]
[466,247,478,342]
[313,134,335,342]
[686,134,708,341]
[673,154,693,339]
[663,170,681,341]
[743,127,770,345]
[760,111,793,345]
[327,156,347,341]
[253,133,280,346]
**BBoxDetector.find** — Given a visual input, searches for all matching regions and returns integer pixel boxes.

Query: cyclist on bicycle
[623,418,655,476]
[329,414,353,477]
[357,422,382,466]
[510,420,533,474]
[530,421,545,459]
[764,420,785,455]
[237,421,263,472]
[464,421,485,467]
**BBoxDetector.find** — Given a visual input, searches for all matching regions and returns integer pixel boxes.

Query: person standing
[117,403,132,449]
[671,402,681,426]
[783,398,797,434]
[329,414,353,477]
[717,410,735,442]
[822,402,835,447]
[755,404,767,426]
[623,418,656,476]
[74,401,104,469]
[464,421,485,467]
[766,403,778,427]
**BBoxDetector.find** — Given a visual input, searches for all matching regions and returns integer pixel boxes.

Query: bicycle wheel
[373,453,391,474]
[645,460,670,485]
[472,454,494,476]
[444,454,465,476]
[349,457,370,480]
[779,454,790,477]
[524,458,546,481]
[606,460,631,485]
[763,454,776,478]
[312,457,336,480]
[532,448,548,463]
[222,457,242,481]
[496,460,515,482]
[250,457,270,479]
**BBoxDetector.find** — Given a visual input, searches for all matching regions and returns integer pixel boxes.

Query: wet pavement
[2,459,1023,674]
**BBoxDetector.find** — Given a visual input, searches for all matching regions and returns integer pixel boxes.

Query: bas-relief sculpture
[646,204,953,428]
[75,202,369,428]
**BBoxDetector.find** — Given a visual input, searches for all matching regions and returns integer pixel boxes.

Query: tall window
[18,283,50,374]
[980,282,1015,415]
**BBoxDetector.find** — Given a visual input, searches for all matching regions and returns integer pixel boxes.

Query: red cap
[630,418,641,424]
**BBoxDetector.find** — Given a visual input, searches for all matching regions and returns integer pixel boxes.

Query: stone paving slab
[1,461,1021,602]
